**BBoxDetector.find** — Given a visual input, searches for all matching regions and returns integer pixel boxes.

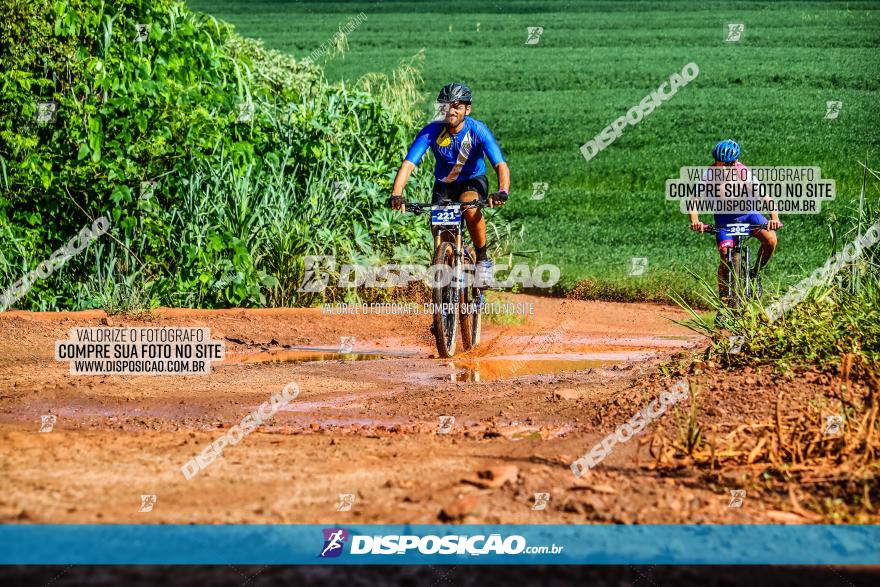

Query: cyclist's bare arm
[764,210,783,230]
[765,203,782,229]
[689,168,709,232]
[390,161,416,211]
[489,162,510,208]
[495,162,510,193]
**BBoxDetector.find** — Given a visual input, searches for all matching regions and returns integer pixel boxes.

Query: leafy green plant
[0,0,430,310]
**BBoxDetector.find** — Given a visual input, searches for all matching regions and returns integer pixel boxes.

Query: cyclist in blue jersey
[389,83,510,286]
[691,139,782,298]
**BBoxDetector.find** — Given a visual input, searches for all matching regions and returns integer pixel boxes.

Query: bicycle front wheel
[432,241,458,358]
[729,249,747,309]
[459,249,481,351]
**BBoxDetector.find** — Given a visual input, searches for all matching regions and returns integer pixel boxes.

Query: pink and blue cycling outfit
[704,161,768,250]
[404,116,505,203]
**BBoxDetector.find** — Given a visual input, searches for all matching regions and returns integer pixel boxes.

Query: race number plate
[727,223,751,236]
[431,205,461,226]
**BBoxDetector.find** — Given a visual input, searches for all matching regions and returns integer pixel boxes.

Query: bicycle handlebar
[699,223,778,235]
[405,201,489,214]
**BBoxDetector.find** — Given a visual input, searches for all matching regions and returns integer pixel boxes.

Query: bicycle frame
[723,232,752,301]
[432,207,477,290]
[405,199,486,357]
[703,222,768,307]
[408,199,485,291]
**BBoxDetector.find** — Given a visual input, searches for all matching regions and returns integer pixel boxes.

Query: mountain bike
[405,199,486,358]
[702,222,777,309]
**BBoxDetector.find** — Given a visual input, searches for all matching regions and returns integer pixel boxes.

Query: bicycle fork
[433,229,464,298]
[451,230,463,291]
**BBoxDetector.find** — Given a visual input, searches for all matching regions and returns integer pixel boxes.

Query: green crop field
[187,0,880,302]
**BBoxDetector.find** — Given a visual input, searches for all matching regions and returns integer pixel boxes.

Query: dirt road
[0,295,841,524]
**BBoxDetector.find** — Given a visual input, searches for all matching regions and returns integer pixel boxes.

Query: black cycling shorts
[431,175,488,205]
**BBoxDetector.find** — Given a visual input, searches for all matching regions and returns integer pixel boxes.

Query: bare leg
[752,228,778,273]
[459,190,487,251]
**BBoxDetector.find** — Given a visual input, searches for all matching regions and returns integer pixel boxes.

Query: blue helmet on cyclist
[712,139,741,163]
[438,83,472,105]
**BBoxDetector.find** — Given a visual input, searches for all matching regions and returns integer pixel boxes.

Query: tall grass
[0,0,435,311]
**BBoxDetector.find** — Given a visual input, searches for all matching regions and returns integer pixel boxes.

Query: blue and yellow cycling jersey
[404,117,505,183]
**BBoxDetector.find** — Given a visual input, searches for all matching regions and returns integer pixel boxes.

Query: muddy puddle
[223,347,413,365]
[435,352,636,382]
[223,346,645,385]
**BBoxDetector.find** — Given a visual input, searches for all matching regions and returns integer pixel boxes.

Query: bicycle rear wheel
[459,249,481,351]
[432,241,458,358]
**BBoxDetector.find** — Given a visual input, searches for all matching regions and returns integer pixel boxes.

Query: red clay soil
[1,294,872,524]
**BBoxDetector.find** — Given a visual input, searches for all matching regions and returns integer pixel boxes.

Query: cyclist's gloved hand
[691,221,707,233]
[767,219,783,230]
[388,194,405,211]
[489,190,508,208]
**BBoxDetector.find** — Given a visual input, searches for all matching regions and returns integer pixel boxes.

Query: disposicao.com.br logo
[318,528,564,558]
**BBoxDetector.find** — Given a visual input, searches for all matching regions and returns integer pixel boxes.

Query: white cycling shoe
[474,259,495,289]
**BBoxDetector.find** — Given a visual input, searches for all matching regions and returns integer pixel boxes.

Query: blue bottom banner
[1,524,877,565]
